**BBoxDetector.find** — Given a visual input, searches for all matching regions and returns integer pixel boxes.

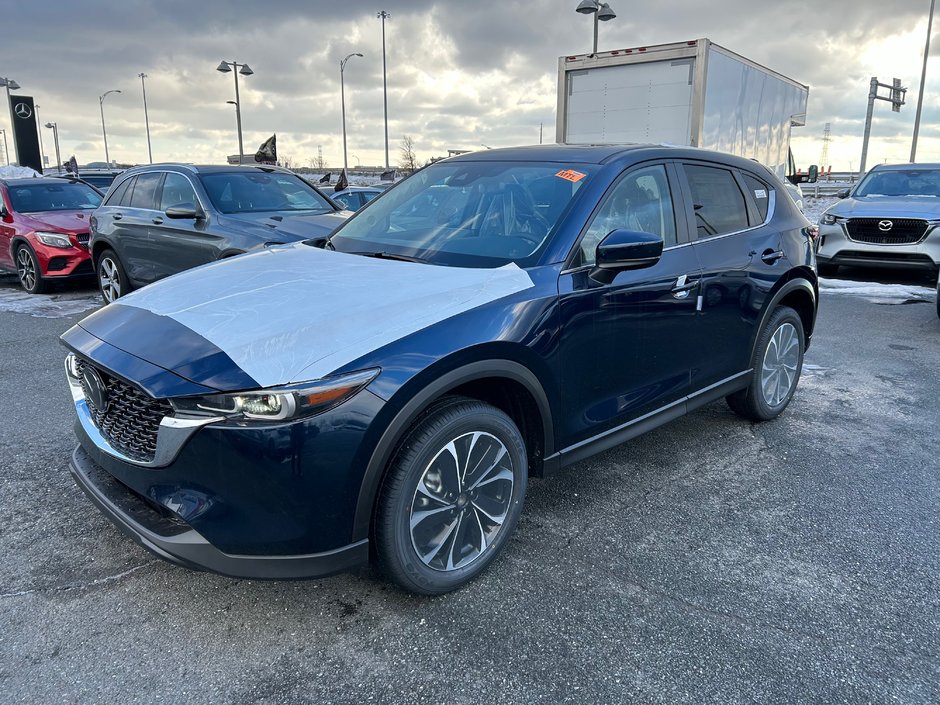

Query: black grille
[76,233,90,248]
[846,218,929,245]
[76,360,172,462]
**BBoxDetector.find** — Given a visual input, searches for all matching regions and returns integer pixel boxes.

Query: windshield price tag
[555,169,587,183]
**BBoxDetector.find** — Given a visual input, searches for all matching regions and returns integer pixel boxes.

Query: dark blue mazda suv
[61,145,818,594]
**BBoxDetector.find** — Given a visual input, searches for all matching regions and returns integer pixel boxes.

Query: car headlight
[169,368,379,421]
[820,214,845,226]
[35,231,73,248]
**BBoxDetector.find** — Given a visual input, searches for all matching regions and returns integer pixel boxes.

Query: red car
[0,177,103,293]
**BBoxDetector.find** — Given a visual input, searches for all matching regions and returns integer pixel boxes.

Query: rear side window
[105,178,131,206]
[683,164,749,239]
[159,173,198,210]
[742,173,771,222]
[129,172,163,210]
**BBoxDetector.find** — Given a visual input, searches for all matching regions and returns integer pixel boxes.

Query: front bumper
[31,238,93,278]
[69,445,368,579]
[817,222,940,271]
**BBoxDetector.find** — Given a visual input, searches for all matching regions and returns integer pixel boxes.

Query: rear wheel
[375,397,528,595]
[727,306,805,421]
[96,249,131,303]
[15,244,48,294]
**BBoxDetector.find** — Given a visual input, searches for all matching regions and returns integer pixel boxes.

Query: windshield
[8,182,102,213]
[328,160,596,267]
[199,172,335,214]
[855,169,940,197]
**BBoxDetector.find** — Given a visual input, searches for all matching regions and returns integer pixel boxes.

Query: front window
[854,169,940,197]
[8,182,102,213]
[329,160,596,267]
[200,172,335,214]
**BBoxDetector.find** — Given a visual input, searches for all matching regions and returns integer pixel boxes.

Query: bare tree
[280,154,294,170]
[308,153,326,170]
[399,135,418,173]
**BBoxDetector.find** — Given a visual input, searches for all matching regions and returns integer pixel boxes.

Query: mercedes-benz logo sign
[14,102,31,119]
[81,366,109,412]
[878,220,894,232]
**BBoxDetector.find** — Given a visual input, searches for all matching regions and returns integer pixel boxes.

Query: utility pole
[378,10,391,170]
[859,76,906,176]
[139,73,153,163]
[911,0,935,162]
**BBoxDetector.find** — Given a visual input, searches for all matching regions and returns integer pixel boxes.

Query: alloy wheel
[16,248,36,291]
[98,257,122,302]
[409,431,514,572]
[760,322,800,407]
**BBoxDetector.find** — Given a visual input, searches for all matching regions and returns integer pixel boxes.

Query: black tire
[15,243,48,294]
[817,262,838,277]
[96,248,132,303]
[375,396,528,595]
[727,306,805,422]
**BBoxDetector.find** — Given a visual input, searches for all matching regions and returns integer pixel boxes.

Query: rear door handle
[761,249,785,264]
[152,217,164,225]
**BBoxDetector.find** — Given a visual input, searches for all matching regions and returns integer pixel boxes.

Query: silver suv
[817,164,940,276]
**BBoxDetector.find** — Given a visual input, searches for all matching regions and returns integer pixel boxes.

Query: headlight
[820,214,845,226]
[169,368,379,421]
[35,231,73,248]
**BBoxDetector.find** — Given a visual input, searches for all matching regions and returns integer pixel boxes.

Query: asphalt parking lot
[1,271,938,705]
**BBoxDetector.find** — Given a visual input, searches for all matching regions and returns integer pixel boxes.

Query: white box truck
[556,38,817,202]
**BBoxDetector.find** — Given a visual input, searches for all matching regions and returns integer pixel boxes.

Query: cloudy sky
[3,0,938,171]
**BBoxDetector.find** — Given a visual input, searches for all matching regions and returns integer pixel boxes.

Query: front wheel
[727,306,805,421]
[375,397,528,595]
[96,249,131,303]
[16,244,48,294]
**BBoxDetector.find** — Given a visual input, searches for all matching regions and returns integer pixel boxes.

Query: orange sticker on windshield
[555,169,587,182]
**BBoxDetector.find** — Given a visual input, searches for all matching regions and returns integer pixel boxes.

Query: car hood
[829,196,940,219]
[220,210,349,242]
[21,209,93,234]
[76,243,534,391]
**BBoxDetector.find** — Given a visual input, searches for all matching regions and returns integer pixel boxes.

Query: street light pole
[217,60,254,163]
[35,103,45,170]
[44,122,61,173]
[378,10,391,170]
[99,89,121,167]
[575,0,616,55]
[911,0,936,163]
[1,77,21,164]
[139,72,153,164]
[340,52,363,172]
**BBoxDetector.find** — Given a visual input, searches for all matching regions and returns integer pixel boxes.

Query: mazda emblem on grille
[81,366,109,412]
[878,220,894,232]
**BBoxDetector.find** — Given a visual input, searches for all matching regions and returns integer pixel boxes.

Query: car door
[556,162,702,448]
[149,172,221,280]
[109,172,164,285]
[678,161,784,390]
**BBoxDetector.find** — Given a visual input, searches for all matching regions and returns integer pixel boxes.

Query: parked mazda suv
[90,164,348,302]
[62,145,818,594]
[817,163,940,276]
[0,177,103,293]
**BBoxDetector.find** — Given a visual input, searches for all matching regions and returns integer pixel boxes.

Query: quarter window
[742,173,772,222]
[160,173,198,210]
[577,164,677,266]
[129,172,163,210]
[684,165,749,239]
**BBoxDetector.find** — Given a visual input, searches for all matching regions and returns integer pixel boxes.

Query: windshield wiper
[352,250,429,264]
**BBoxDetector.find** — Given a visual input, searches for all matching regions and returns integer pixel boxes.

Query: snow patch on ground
[819,277,936,305]
[0,289,100,318]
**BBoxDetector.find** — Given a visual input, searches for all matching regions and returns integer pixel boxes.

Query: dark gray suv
[90,164,348,302]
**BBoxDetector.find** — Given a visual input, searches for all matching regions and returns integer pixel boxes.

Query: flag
[66,155,79,176]
[318,172,331,184]
[254,134,277,163]
[334,169,348,192]
[380,169,395,181]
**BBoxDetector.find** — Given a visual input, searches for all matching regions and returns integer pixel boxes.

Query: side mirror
[807,165,819,184]
[836,188,850,199]
[165,202,203,220]
[591,229,664,283]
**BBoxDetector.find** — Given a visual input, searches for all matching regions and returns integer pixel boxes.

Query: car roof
[0,176,94,186]
[117,163,294,177]
[870,163,940,171]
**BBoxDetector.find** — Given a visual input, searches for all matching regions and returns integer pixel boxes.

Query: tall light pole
[911,0,936,162]
[0,77,21,164]
[217,60,254,163]
[44,122,61,173]
[139,72,153,164]
[0,129,9,165]
[340,52,363,172]
[99,89,121,167]
[35,103,45,170]
[378,10,391,169]
[575,0,616,55]
[225,100,239,159]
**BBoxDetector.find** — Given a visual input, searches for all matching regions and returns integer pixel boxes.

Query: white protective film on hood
[117,244,535,388]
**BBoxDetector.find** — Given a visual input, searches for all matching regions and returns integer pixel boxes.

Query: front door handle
[761,249,785,264]
[152,217,164,225]
[671,274,698,299]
